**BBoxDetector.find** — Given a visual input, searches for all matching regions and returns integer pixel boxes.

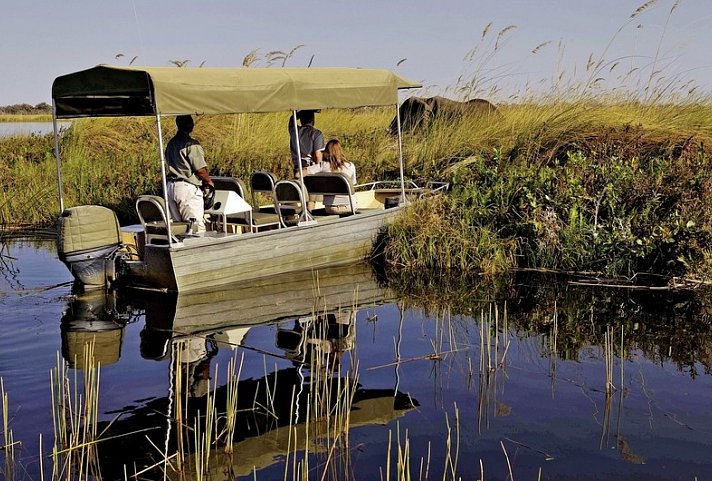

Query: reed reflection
[58,263,416,480]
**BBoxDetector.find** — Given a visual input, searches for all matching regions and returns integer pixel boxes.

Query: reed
[477,303,511,433]
[1,377,16,481]
[603,326,615,395]
[382,405,467,481]
[380,99,712,282]
[223,352,245,452]
[49,341,102,481]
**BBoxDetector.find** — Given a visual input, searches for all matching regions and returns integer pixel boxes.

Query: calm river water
[1,238,712,480]
[0,121,70,137]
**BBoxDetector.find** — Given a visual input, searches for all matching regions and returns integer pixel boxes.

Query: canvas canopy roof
[52,65,421,118]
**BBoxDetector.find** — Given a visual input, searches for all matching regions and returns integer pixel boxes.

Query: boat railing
[355,180,420,191]
[424,181,450,193]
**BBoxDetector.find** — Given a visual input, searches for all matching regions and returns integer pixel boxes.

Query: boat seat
[309,208,341,222]
[303,172,358,216]
[212,176,247,199]
[244,170,280,231]
[273,180,306,227]
[211,176,255,231]
[135,195,190,245]
[250,170,277,210]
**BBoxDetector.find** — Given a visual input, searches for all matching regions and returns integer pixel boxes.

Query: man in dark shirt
[165,115,214,233]
[288,110,325,176]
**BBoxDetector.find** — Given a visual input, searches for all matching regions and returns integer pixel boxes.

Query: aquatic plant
[1,378,16,481]
[49,343,102,481]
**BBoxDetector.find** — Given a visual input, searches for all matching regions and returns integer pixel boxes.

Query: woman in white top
[320,139,358,214]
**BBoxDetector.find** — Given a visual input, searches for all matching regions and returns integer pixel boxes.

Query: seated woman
[319,139,358,214]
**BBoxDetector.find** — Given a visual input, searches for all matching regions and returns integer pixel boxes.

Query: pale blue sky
[3,0,711,105]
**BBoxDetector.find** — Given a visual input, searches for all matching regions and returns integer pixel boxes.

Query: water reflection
[60,287,137,367]
[58,263,416,480]
[390,271,712,377]
[49,261,712,480]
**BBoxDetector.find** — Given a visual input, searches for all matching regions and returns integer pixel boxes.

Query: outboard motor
[57,205,123,288]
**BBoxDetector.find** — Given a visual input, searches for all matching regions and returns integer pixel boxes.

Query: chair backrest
[272,180,305,227]
[212,176,247,199]
[136,195,189,243]
[136,195,168,226]
[303,172,354,196]
[303,172,356,214]
[250,170,276,205]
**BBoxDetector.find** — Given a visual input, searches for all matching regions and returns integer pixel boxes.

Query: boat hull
[125,207,400,292]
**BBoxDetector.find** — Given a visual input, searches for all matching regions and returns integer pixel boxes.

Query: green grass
[0,114,53,122]
[2,101,712,281]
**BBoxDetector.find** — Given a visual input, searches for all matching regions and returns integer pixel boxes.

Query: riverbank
[2,101,712,281]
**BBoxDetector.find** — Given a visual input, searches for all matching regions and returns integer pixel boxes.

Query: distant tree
[0,103,52,114]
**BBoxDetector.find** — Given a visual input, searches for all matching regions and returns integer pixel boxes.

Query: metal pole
[51,101,64,213]
[291,110,313,223]
[395,102,406,204]
[292,110,304,178]
[155,113,173,246]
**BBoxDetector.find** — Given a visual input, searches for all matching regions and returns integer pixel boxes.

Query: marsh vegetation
[4,100,711,284]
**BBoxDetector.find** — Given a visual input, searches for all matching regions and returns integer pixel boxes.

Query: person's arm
[313,130,325,165]
[188,143,213,187]
[195,167,213,187]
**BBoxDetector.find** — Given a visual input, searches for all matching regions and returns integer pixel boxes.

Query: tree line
[0,103,52,115]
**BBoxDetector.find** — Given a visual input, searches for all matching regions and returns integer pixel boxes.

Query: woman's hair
[324,139,347,170]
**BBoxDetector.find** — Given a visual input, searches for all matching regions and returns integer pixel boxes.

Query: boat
[50,65,444,292]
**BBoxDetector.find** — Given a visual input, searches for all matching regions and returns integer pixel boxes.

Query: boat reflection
[60,287,135,368]
[60,263,416,480]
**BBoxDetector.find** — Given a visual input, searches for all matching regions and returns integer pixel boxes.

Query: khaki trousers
[167,181,206,233]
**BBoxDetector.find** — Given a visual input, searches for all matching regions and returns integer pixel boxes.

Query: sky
[3,0,711,105]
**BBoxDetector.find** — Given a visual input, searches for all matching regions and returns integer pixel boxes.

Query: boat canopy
[52,65,421,118]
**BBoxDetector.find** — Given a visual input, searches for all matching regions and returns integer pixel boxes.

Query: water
[0,121,71,137]
[1,238,712,480]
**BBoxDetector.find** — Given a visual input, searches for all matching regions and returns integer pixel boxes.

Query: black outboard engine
[57,205,123,288]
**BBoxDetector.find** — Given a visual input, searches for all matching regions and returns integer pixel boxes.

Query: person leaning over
[165,114,214,233]
[321,139,358,215]
[289,109,325,176]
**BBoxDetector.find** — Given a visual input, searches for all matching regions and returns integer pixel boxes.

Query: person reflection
[176,336,219,398]
[276,308,356,372]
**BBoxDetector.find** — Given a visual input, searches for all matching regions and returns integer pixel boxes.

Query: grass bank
[0,114,53,122]
[2,101,712,280]
[380,101,712,281]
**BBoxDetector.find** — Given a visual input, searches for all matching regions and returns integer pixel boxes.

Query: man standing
[289,110,325,176]
[165,115,213,233]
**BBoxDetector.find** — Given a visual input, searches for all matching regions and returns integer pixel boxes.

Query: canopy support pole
[395,102,406,204]
[292,110,314,224]
[155,114,174,246]
[51,101,64,213]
